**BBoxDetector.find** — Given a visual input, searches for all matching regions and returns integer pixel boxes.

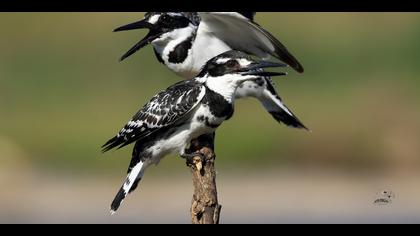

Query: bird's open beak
[240,61,288,77]
[114,19,156,32]
[114,19,163,62]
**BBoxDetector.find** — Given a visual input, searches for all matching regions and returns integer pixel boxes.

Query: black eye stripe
[160,15,170,22]
[226,60,239,67]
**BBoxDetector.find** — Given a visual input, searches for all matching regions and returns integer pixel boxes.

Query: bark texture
[187,132,222,224]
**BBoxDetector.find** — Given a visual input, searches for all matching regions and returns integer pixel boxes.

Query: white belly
[147,128,193,160]
[145,104,220,165]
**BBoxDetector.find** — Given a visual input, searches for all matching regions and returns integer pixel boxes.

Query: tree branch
[187,132,222,224]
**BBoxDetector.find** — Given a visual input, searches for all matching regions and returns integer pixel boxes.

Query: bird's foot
[181,152,206,168]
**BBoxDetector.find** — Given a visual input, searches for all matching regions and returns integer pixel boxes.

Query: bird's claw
[181,152,206,167]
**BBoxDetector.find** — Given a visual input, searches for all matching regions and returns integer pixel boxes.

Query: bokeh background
[1,13,420,223]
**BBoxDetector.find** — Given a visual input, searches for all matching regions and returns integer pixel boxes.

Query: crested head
[196,51,254,78]
[114,12,198,61]
[195,50,288,102]
[143,12,195,32]
[196,50,287,79]
[145,12,200,27]
[145,13,197,47]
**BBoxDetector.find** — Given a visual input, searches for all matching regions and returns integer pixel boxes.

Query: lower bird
[102,50,287,214]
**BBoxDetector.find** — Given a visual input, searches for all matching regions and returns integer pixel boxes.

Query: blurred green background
[1,13,420,223]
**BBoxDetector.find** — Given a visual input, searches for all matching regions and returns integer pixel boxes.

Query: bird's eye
[226,60,239,68]
[160,15,171,24]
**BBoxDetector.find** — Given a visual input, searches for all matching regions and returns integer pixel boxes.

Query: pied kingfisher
[102,50,287,214]
[113,12,307,129]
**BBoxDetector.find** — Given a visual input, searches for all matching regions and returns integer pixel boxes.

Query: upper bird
[113,12,307,130]
[102,50,288,213]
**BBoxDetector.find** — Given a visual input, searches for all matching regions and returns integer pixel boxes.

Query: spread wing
[102,80,205,152]
[197,12,304,73]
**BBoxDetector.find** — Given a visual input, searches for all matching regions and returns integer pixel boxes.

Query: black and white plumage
[103,50,288,214]
[113,12,307,130]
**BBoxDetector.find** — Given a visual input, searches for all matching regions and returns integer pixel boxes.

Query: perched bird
[102,50,287,214]
[113,12,307,129]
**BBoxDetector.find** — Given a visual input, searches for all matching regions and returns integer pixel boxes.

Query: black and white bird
[102,50,287,214]
[113,12,307,129]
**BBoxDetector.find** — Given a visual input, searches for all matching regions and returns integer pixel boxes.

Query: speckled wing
[197,12,304,73]
[102,80,205,152]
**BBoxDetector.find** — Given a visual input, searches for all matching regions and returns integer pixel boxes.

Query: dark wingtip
[283,57,304,74]
[287,120,310,131]
[262,29,305,74]
[295,64,304,73]
[296,123,310,132]
[280,59,304,74]
[269,110,309,131]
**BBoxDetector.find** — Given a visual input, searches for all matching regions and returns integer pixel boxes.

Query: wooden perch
[186,132,222,224]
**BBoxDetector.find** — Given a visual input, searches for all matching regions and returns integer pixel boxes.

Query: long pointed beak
[114,19,162,62]
[240,61,288,77]
[113,19,155,32]
[118,31,163,62]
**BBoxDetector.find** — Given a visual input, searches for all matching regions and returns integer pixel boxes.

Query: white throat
[152,25,196,59]
[151,25,232,79]
[201,75,246,103]
[151,25,198,78]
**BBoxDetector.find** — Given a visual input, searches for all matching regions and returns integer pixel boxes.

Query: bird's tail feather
[101,135,124,153]
[261,88,309,130]
[110,161,144,214]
